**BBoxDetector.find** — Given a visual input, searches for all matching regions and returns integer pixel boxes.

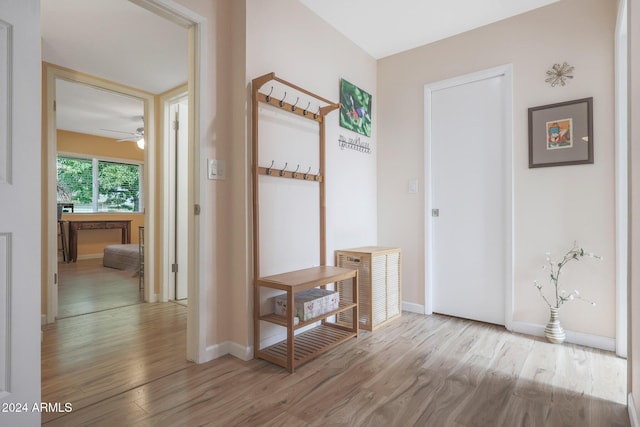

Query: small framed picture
[528,97,593,168]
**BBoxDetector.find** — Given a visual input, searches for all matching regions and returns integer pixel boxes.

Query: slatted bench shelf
[254,266,358,373]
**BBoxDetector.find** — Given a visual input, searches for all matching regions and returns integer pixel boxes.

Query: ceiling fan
[100,126,145,149]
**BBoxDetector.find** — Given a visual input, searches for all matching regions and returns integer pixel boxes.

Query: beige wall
[57,129,144,162]
[172,0,244,347]
[245,0,378,349]
[172,0,377,351]
[378,0,617,338]
[629,0,639,419]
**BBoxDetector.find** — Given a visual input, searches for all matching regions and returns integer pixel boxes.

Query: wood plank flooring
[57,259,142,318]
[41,304,629,426]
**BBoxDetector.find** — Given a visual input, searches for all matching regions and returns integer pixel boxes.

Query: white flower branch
[532,241,601,309]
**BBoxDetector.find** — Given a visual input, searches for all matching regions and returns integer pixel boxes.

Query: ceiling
[299,0,560,59]
[41,0,188,140]
[41,0,560,140]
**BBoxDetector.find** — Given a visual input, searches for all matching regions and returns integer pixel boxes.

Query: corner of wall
[630,393,640,427]
[205,341,252,362]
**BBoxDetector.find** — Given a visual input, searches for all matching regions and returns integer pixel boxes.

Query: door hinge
[194,204,201,215]
[53,100,56,112]
[173,120,179,130]
[54,273,57,284]
[432,209,440,217]
[171,264,178,273]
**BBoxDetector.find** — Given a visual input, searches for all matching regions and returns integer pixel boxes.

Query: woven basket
[335,247,401,331]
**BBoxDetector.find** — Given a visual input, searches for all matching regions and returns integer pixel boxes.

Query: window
[57,155,143,213]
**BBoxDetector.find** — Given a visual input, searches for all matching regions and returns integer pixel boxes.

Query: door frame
[45,0,207,363]
[160,87,188,302]
[424,64,514,330]
[132,0,207,362]
[45,64,157,320]
[614,0,628,359]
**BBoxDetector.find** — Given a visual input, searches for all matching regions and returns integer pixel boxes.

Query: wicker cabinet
[335,247,401,331]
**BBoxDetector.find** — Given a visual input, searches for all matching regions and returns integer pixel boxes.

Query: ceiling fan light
[136,137,145,149]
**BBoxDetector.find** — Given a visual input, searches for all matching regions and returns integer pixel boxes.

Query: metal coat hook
[292,164,299,178]
[313,106,320,119]
[266,160,274,175]
[279,91,287,107]
[314,169,320,181]
[291,97,299,112]
[265,86,273,102]
[303,166,311,180]
[279,162,288,176]
[303,102,311,116]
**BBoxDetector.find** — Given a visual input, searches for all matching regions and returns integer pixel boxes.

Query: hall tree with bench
[251,72,360,373]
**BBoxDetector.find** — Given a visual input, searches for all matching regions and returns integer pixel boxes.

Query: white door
[168,98,188,301]
[426,66,512,326]
[0,1,42,424]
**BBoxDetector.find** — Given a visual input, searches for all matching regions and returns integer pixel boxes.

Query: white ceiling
[41,0,188,139]
[299,0,560,59]
[41,0,188,93]
[41,0,560,140]
[55,79,145,140]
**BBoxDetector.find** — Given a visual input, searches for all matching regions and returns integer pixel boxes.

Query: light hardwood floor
[57,259,142,318]
[41,304,629,426]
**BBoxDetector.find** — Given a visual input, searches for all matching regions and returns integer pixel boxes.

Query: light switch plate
[408,179,418,193]
[208,159,225,180]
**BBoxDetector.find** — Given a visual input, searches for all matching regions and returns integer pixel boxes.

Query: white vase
[544,307,566,344]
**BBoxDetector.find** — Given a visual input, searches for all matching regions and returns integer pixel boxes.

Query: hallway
[41,307,628,426]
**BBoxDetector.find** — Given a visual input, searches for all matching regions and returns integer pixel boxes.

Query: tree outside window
[57,155,142,212]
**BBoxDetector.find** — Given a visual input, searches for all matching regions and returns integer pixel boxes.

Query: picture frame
[528,97,593,168]
[339,79,372,137]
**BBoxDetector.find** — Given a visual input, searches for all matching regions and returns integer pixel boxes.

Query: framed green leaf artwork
[339,79,372,137]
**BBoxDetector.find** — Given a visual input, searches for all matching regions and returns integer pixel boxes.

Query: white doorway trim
[45,64,156,322]
[424,64,514,330]
[614,0,628,359]
[160,86,188,303]
[131,0,207,363]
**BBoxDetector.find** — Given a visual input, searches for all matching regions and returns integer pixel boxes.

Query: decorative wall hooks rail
[252,72,339,276]
[259,161,322,182]
[339,134,371,154]
[253,72,340,123]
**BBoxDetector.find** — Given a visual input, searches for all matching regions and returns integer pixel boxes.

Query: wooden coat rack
[252,73,359,373]
[251,72,339,278]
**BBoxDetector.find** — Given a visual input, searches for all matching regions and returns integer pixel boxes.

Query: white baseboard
[511,321,615,352]
[402,301,425,314]
[204,341,252,363]
[630,393,640,427]
[228,342,253,361]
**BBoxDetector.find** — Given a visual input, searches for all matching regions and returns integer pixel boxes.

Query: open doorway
[42,0,205,363]
[45,66,154,319]
[54,78,146,318]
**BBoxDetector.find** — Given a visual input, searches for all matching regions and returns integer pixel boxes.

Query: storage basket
[335,247,401,331]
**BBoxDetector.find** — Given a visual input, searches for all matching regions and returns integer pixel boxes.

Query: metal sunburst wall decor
[545,62,574,87]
